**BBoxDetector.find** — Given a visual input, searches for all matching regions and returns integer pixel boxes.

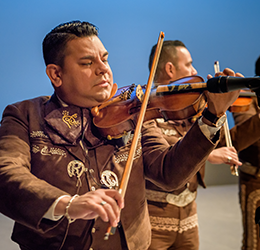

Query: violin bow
[214,61,238,176]
[104,31,165,240]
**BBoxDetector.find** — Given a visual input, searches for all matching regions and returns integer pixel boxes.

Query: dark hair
[256,55,260,76]
[148,40,186,71]
[42,21,98,67]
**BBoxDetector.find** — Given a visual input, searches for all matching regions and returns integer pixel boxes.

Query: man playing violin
[234,55,260,250]
[0,21,242,250]
[147,40,260,250]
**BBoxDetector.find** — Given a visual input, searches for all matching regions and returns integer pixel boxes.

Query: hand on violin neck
[207,67,244,79]
[205,67,243,116]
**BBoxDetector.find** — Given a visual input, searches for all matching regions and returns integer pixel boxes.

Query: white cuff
[43,195,71,221]
[197,117,220,139]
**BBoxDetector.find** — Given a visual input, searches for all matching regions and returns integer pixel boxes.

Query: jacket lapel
[43,94,104,162]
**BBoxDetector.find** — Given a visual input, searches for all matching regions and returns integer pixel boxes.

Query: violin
[91,75,260,140]
[192,89,255,121]
[228,89,255,113]
[91,76,207,139]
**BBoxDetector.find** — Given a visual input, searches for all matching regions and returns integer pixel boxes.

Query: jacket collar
[44,94,103,147]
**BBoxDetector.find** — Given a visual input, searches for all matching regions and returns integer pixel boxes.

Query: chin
[102,88,113,100]
[93,93,109,104]
[92,86,112,105]
[100,94,111,103]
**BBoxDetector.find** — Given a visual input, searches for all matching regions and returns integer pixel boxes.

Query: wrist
[64,194,79,224]
[202,116,214,126]
[54,196,72,216]
[202,108,226,127]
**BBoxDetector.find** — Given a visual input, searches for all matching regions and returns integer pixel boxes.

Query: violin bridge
[136,84,144,102]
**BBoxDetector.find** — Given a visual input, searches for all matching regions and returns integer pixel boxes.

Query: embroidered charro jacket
[147,111,260,196]
[231,97,260,169]
[146,118,204,195]
[0,94,219,250]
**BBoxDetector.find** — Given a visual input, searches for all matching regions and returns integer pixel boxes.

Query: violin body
[92,76,207,139]
[91,75,259,140]
[228,90,254,113]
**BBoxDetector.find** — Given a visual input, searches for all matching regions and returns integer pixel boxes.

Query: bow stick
[214,61,238,176]
[104,31,165,240]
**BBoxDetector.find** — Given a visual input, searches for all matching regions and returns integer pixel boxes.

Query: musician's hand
[204,68,244,117]
[55,189,124,227]
[207,147,242,166]
[207,67,244,79]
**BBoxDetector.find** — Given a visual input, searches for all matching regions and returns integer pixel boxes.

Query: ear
[46,64,63,88]
[165,62,176,80]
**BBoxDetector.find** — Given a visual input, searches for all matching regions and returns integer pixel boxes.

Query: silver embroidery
[240,184,247,248]
[160,128,177,136]
[149,213,198,233]
[31,145,66,157]
[49,147,66,157]
[246,189,260,250]
[166,190,196,207]
[156,118,165,123]
[146,189,196,207]
[67,160,85,178]
[67,160,85,187]
[41,146,51,155]
[32,145,40,154]
[30,131,48,138]
[101,170,119,188]
[155,118,177,136]
[114,146,142,164]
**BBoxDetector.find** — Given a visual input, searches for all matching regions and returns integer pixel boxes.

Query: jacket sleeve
[217,98,260,152]
[0,104,68,232]
[141,119,217,191]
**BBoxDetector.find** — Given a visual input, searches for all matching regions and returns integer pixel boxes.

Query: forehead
[65,36,107,57]
[176,47,192,62]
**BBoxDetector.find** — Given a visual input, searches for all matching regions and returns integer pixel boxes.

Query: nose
[96,60,110,75]
[191,66,197,76]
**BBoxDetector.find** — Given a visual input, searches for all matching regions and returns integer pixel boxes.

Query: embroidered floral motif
[32,145,40,154]
[114,146,142,163]
[155,118,177,136]
[62,110,80,129]
[246,189,260,250]
[149,213,198,233]
[41,146,51,155]
[49,147,67,156]
[160,128,177,136]
[31,145,66,157]
[30,131,48,138]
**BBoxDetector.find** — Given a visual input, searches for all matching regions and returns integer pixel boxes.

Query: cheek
[183,68,192,76]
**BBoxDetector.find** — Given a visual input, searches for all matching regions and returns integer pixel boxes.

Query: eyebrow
[186,60,193,65]
[79,51,109,60]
